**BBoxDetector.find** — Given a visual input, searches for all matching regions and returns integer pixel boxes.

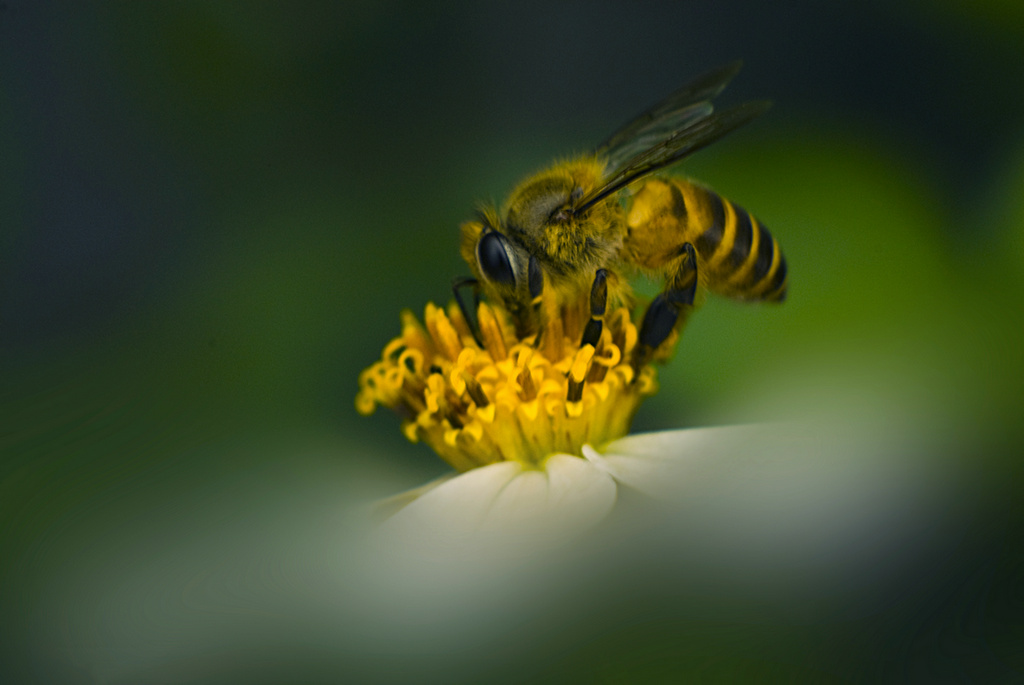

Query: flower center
[356,299,663,472]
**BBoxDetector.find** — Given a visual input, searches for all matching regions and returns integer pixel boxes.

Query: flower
[356,291,688,538]
[366,424,770,551]
[357,296,673,470]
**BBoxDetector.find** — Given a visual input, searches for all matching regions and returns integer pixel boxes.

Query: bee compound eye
[477,232,516,285]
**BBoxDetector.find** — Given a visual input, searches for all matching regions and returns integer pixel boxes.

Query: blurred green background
[2,1,1024,682]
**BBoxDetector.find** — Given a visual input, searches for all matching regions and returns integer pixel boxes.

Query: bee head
[458,159,612,321]
[473,225,543,316]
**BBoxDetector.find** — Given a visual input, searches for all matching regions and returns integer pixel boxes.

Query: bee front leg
[526,254,545,340]
[452,276,483,347]
[633,243,698,373]
[580,268,608,348]
[567,268,608,403]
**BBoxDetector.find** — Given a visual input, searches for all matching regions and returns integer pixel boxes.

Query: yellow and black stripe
[684,182,787,302]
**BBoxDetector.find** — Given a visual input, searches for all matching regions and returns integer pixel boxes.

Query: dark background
[3,1,1024,682]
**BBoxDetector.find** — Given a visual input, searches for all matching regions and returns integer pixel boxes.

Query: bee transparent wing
[576,100,771,214]
[596,60,743,164]
[600,101,714,173]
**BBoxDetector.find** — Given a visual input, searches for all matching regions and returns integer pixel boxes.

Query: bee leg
[568,269,608,402]
[633,243,698,373]
[580,268,608,348]
[527,255,546,342]
[452,276,483,347]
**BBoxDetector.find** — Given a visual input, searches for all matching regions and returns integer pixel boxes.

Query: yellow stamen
[569,345,595,383]
[356,295,666,471]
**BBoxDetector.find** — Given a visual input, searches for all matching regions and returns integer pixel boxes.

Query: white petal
[368,473,455,523]
[480,468,550,531]
[376,455,617,557]
[483,454,617,534]
[378,460,523,547]
[584,424,782,499]
[586,419,959,603]
[541,453,618,531]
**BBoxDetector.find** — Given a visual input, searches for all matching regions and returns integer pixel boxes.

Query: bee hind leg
[633,243,698,373]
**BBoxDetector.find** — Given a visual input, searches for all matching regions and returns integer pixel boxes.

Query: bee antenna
[475,206,503,231]
[565,186,587,218]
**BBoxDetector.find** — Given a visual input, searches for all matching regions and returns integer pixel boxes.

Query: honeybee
[456,61,787,368]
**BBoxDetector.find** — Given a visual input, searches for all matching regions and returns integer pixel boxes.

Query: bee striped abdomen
[684,181,787,302]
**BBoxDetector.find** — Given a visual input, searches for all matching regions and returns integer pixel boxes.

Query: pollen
[356,299,661,473]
